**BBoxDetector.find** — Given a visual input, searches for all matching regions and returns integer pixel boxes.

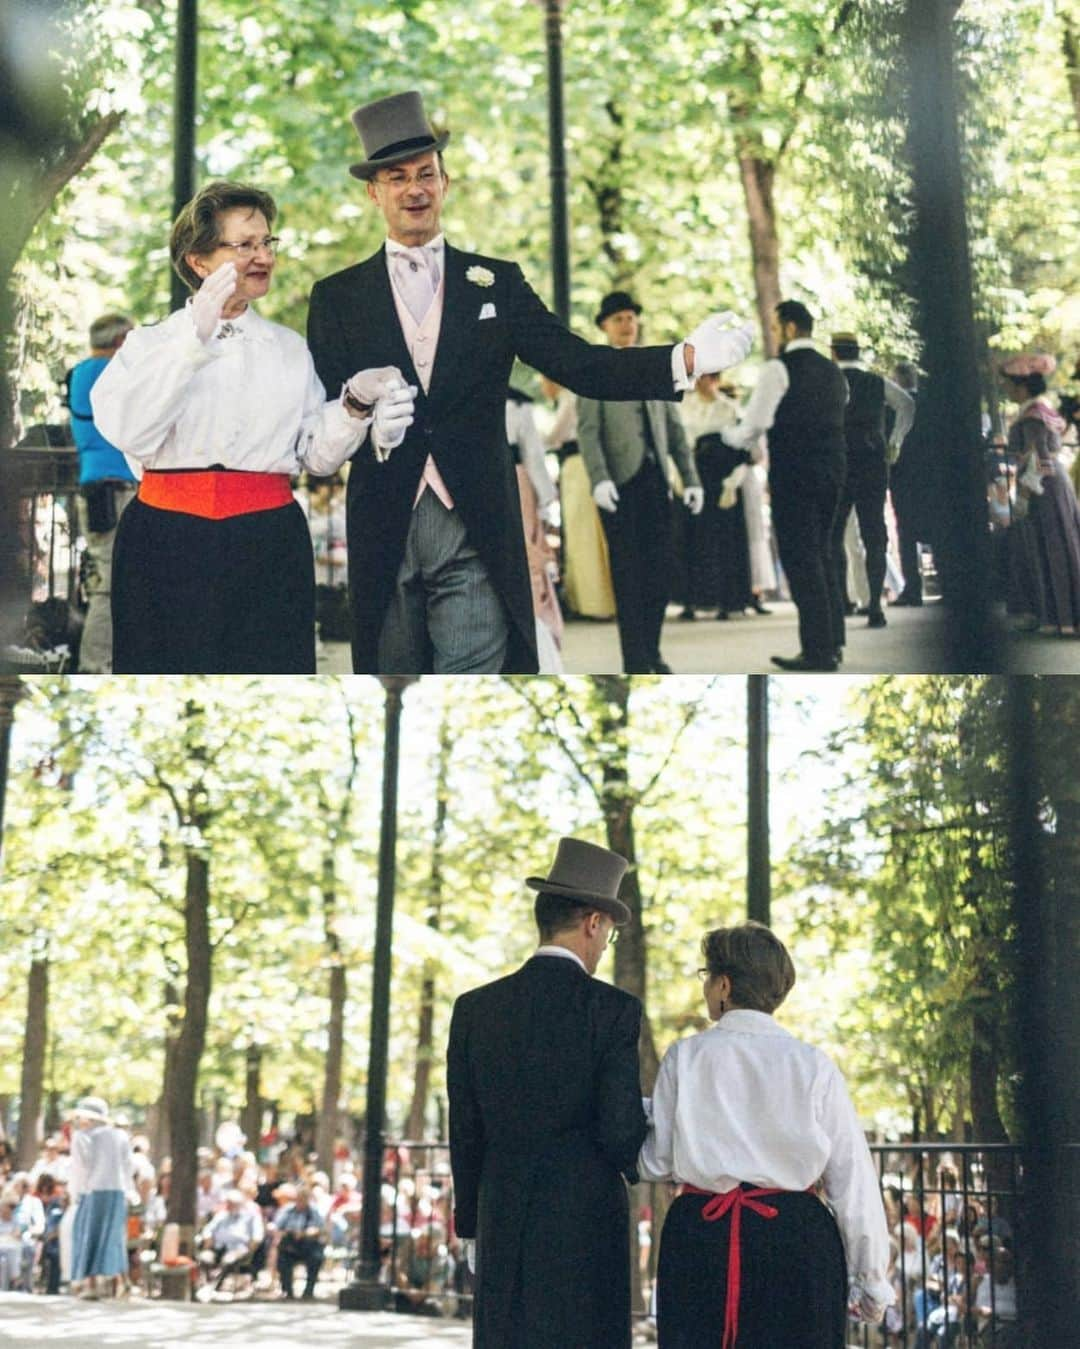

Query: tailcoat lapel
[350,247,423,396]
[426,244,472,408]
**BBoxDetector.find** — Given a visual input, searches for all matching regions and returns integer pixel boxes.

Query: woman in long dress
[539,376,616,619]
[1002,353,1080,635]
[69,1097,132,1299]
[92,179,408,673]
[640,922,892,1348]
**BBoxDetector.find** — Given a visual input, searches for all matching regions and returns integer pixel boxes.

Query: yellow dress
[546,390,616,619]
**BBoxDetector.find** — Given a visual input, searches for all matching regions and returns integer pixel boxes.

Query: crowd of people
[0,1103,465,1312]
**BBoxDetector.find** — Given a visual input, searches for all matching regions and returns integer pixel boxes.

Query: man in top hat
[577,292,705,673]
[447,838,647,1347]
[828,332,914,634]
[722,299,849,671]
[307,91,753,674]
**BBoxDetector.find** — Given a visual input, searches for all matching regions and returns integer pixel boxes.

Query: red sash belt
[139,470,293,519]
[680,1183,792,1349]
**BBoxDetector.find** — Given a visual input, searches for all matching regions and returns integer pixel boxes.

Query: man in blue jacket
[69,313,135,671]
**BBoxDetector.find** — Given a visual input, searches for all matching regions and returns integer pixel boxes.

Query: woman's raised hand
[191,261,238,344]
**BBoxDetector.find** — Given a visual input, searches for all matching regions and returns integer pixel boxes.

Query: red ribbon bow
[682,1184,785,1349]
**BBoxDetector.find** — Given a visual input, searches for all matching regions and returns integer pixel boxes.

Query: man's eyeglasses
[216,236,281,261]
[606,924,620,947]
[378,167,441,188]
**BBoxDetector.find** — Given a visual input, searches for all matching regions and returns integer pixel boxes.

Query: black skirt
[111,497,316,674]
[657,1187,848,1349]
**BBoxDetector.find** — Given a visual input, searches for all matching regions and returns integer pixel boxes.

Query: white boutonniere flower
[466,265,495,288]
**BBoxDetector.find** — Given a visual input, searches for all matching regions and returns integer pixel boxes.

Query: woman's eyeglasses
[217,236,281,261]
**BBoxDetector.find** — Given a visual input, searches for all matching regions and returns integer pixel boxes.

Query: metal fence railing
[360,1140,1040,1343]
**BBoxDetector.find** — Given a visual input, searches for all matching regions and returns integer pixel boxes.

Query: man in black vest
[722,300,848,670]
[829,333,914,636]
[447,839,646,1348]
[307,91,753,675]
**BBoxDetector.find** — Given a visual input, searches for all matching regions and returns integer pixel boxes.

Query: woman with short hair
[92,179,414,673]
[640,921,892,1348]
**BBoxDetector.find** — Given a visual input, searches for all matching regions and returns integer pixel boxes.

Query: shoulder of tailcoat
[447,956,646,1349]
[308,245,680,675]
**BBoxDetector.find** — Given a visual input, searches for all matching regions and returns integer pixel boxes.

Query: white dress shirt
[639,1009,892,1304]
[721,339,839,451]
[90,304,367,479]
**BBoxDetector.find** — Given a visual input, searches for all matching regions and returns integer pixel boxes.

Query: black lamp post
[534,0,571,324]
[171,0,198,313]
[746,675,770,926]
[340,675,418,1311]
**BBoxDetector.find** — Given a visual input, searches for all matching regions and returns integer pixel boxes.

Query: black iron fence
[362,1140,1048,1344]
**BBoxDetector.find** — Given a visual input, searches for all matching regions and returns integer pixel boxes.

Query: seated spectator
[974,1246,1017,1345]
[392,1222,454,1317]
[197,1188,263,1291]
[30,1138,70,1187]
[0,1187,31,1291]
[272,1184,326,1301]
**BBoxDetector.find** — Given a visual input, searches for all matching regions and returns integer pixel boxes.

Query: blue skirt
[72,1189,128,1279]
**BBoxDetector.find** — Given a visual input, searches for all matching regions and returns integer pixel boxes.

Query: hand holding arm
[371,379,418,459]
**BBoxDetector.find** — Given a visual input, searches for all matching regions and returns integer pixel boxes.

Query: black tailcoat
[307,245,680,673]
[447,955,647,1348]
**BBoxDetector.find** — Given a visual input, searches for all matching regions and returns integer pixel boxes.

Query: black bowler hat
[349,91,450,181]
[526,838,632,925]
[595,291,642,328]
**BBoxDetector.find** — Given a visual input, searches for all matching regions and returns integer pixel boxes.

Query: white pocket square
[478,303,497,320]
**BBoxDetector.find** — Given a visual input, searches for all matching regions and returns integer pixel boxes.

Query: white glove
[885,440,901,466]
[464,1239,476,1274]
[593,479,620,513]
[372,378,418,453]
[685,312,755,376]
[190,262,238,344]
[683,486,704,515]
[346,365,405,412]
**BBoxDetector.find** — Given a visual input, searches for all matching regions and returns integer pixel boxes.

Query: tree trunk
[738,155,782,357]
[405,710,452,1141]
[316,961,346,1176]
[165,847,211,1244]
[587,100,633,290]
[242,1043,262,1158]
[15,955,48,1169]
[153,979,181,1164]
[1063,16,1080,136]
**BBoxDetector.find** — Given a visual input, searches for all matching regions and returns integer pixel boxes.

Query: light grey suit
[576,397,699,492]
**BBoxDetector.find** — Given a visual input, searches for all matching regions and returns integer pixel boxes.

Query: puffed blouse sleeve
[294,350,370,477]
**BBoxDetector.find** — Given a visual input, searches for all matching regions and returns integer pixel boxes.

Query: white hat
[72,1096,110,1123]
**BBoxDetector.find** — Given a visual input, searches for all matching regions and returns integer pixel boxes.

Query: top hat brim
[350,131,450,181]
[595,301,642,328]
[525,876,632,925]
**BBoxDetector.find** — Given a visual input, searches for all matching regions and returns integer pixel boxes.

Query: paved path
[0,1292,659,1347]
[317,598,1079,675]
[0,1292,471,1349]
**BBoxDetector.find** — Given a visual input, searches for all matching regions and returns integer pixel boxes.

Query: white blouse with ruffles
[90,304,368,479]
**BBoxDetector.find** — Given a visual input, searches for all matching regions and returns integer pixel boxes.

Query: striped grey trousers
[376,488,509,674]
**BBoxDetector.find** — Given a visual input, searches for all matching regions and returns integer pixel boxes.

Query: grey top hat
[349,91,450,181]
[526,838,632,925]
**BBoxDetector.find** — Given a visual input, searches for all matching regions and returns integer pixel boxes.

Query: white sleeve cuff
[671,342,695,393]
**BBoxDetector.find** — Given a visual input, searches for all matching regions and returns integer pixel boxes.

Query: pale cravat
[389,245,440,323]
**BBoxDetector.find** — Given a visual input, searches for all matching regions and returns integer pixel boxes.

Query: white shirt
[534,945,587,973]
[639,1010,892,1302]
[721,339,839,451]
[69,1123,133,1198]
[90,305,367,479]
